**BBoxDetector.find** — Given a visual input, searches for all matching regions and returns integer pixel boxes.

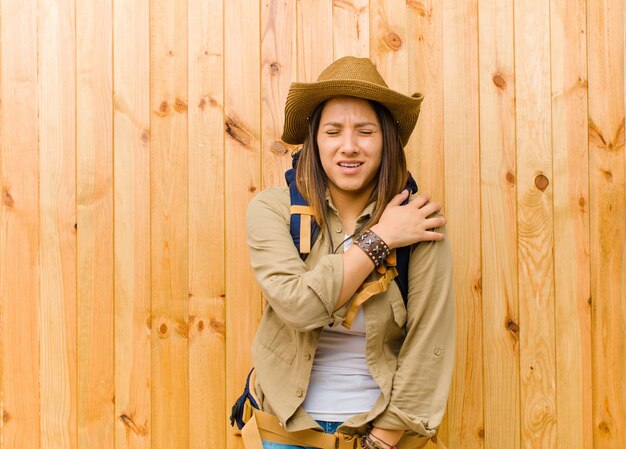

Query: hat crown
[316,56,389,88]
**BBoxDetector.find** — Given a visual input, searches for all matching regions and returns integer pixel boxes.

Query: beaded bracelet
[355,229,391,267]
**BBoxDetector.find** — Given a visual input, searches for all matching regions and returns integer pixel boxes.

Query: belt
[240,402,448,449]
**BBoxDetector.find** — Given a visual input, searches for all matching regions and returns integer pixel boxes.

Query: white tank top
[301,237,382,421]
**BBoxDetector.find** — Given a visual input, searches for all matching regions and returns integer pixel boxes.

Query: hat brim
[281,79,424,147]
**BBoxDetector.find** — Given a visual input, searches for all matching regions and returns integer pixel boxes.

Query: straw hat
[281,56,424,147]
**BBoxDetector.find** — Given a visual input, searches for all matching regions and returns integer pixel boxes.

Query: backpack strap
[285,151,320,258]
[395,173,418,304]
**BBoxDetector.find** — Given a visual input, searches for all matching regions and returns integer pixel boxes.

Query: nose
[340,132,359,154]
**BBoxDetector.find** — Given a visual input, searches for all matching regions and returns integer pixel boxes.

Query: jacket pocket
[256,312,297,365]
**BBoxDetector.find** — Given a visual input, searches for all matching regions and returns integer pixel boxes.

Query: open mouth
[338,161,363,168]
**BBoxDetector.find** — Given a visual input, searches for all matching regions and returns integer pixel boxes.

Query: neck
[329,186,374,235]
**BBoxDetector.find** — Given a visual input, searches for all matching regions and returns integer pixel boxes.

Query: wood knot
[588,296,592,305]
[3,187,14,207]
[506,171,515,185]
[598,421,610,434]
[174,97,188,113]
[407,0,432,17]
[3,410,10,423]
[157,319,169,337]
[248,185,257,192]
[74,223,78,230]
[120,414,148,436]
[506,320,519,334]
[197,320,205,332]
[209,319,226,336]
[176,320,189,338]
[225,116,252,146]
[385,31,402,51]
[477,428,484,439]
[474,276,482,292]
[157,100,169,117]
[141,130,150,144]
[270,141,289,155]
[601,169,612,181]
[168,50,174,56]
[198,96,220,110]
[534,174,549,191]
[493,73,506,89]
[270,62,280,75]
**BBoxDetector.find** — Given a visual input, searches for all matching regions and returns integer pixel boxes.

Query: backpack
[284,149,418,304]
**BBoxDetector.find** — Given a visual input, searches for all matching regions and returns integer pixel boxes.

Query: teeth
[339,162,361,167]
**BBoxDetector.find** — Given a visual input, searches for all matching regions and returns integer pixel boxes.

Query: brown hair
[295,99,408,240]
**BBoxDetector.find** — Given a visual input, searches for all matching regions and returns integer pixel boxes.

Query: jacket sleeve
[246,188,346,332]
[372,223,455,436]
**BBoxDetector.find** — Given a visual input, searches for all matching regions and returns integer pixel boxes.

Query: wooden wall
[1,1,624,449]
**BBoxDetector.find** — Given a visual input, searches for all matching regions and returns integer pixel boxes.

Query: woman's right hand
[371,190,446,249]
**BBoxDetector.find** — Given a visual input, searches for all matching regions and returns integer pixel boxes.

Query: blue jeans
[261,421,343,449]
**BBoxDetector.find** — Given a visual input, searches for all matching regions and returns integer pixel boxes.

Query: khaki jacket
[245,187,454,444]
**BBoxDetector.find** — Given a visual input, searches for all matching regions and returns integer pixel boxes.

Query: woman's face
[316,96,383,199]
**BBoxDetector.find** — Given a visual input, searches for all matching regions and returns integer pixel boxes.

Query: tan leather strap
[290,205,314,215]
[241,407,446,449]
[242,408,358,449]
[343,266,398,329]
[290,205,314,254]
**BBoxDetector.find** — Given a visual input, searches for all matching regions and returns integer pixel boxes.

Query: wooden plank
[76,0,114,447]
[149,0,189,447]
[587,0,626,447]
[514,0,557,448]
[550,1,592,449]
[224,0,261,448]
[408,2,444,443]
[188,0,225,447]
[477,1,520,448]
[261,0,296,188]
[38,0,78,447]
[442,1,482,448]
[113,0,151,447]
[406,0,444,206]
[369,0,408,93]
[296,0,332,82]
[0,0,41,448]
[333,0,369,59]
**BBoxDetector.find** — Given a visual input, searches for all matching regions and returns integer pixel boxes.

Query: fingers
[411,193,430,208]
[423,215,447,230]
[389,189,410,207]
[421,230,446,241]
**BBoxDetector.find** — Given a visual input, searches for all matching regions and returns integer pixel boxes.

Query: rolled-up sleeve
[246,188,345,332]
[372,224,455,436]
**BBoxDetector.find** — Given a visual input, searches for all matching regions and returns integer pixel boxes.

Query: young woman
[245,57,454,449]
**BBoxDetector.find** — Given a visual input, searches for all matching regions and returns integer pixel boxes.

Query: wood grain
[296,0,333,82]
[188,0,225,447]
[76,0,114,447]
[514,0,557,448]
[113,0,151,448]
[38,0,79,447]
[369,0,408,94]
[478,1,520,449]
[149,0,189,448]
[406,0,444,205]
[0,0,41,448]
[225,0,262,448]
[588,0,626,447]
[442,1,483,448]
[261,0,296,189]
[550,1,592,449]
[333,0,369,59]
